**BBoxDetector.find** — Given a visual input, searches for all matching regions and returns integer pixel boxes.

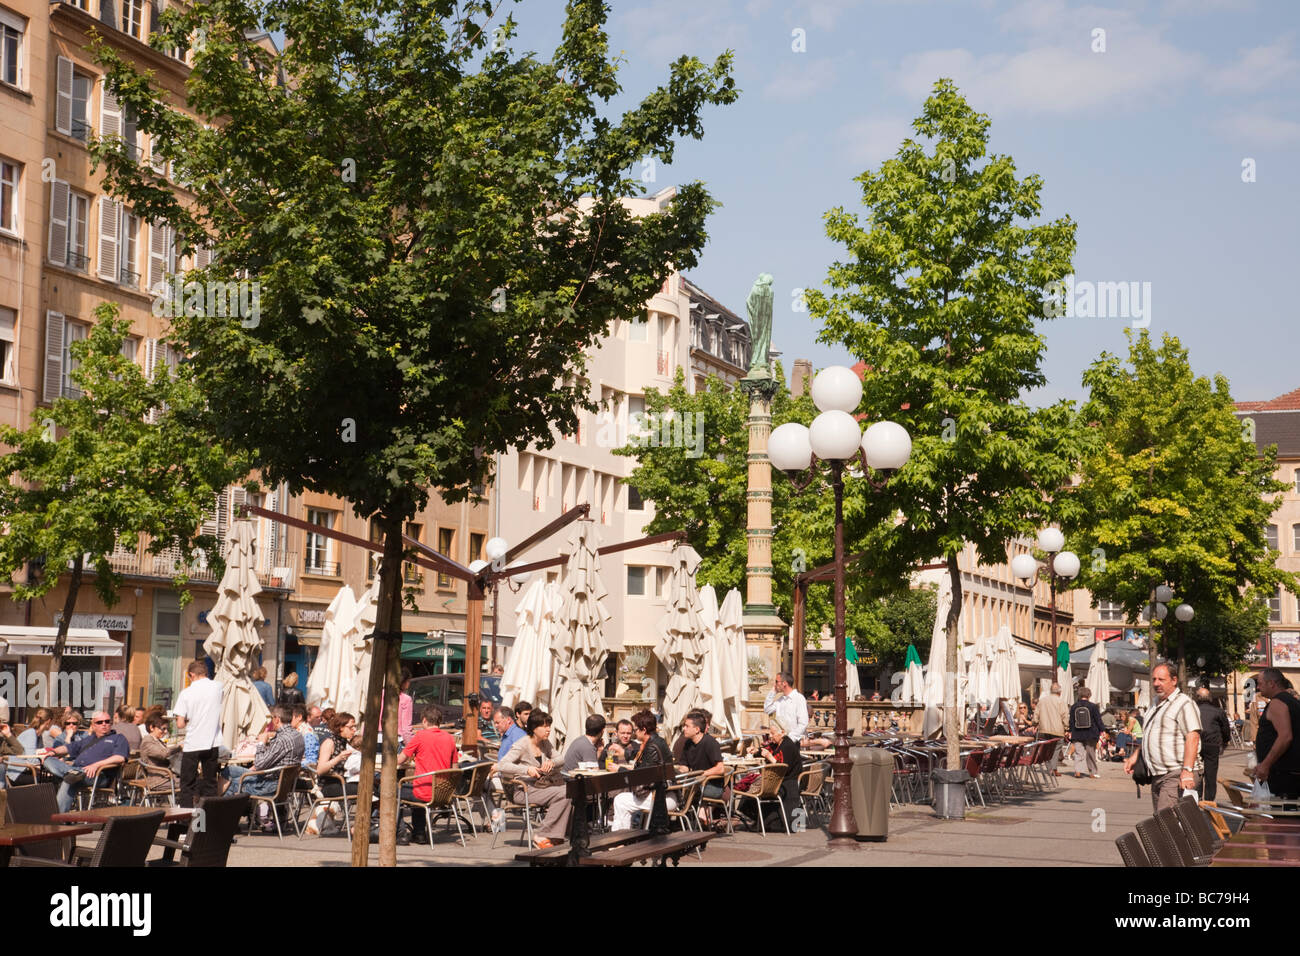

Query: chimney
[791,359,813,397]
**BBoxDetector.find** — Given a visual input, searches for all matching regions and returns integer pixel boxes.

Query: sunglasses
[64,721,80,727]
[92,719,111,725]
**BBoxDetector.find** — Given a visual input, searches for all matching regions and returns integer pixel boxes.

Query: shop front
[0,624,125,721]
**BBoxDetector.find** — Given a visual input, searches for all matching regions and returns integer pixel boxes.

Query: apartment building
[0,0,492,717]
[493,186,753,698]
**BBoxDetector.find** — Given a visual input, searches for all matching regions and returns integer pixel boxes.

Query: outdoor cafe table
[51,806,196,827]
[0,823,95,867]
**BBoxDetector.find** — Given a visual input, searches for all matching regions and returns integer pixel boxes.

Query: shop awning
[1014,637,1054,670]
[399,632,467,662]
[0,625,120,657]
[285,627,322,647]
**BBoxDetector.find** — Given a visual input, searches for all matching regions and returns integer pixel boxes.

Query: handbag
[1131,744,1152,786]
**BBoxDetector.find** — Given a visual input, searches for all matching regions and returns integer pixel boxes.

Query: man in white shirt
[173,659,224,807]
[764,672,809,742]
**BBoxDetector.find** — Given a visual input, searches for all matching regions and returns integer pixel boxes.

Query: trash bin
[849,747,893,840]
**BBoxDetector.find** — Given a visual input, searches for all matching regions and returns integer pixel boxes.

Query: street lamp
[769,365,911,846]
[1012,528,1079,653]
[475,539,532,672]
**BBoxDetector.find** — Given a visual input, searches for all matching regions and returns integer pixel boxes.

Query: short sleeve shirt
[173,677,225,752]
[1142,690,1202,776]
[403,726,458,801]
[67,731,129,769]
[682,734,723,773]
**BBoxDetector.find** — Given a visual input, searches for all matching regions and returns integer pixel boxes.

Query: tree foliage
[0,307,241,670]
[89,0,736,864]
[1056,330,1298,672]
[807,79,1082,766]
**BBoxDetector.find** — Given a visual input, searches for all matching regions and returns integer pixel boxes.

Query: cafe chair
[699,766,739,834]
[398,766,469,847]
[733,763,790,835]
[491,774,542,849]
[123,760,179,807]
[4,783,75,865]
[1177,797,1225,856]
[1114,831,1151,867]
[455,761,495,834]
[1135,816,1186,867]
[75,809,166,867]
[152,795,249,867]
[798,762,830,825]
[299,772,358,841]
[233,764,301,839]
[79,765,123,811]
[664,773,705,832]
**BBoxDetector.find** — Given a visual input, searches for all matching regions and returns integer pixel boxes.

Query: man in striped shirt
[1125,662,1201,812]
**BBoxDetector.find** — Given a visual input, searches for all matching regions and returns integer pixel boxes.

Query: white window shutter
[148,222,169,291]
[96,197,120,281]
[48,180,69,266]
[195,244,212,269]
[166,226,176,273]
[56,57,73,135]
[43,311,65,403]
[99,82,122,142]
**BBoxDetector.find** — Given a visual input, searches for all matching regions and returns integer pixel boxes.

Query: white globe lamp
[862,421,912,471]
[810,365,863,414]
[1175,603,1194,623]
[1154,602,1168,621]
[809,411,863,462]
[1154,584,1174,603]
[1053,551,1081,580]
[1011,553,1039,581]
[1037,527,1065,553]
[485,537,508,561]
[768,422,813,473]
[468,559,489,573]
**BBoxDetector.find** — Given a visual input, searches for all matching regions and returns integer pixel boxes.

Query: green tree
[808,79,1082,770]
[1056,330,1298,678]
[616,368,920,665]
[0,307,240,675]
[91,0,736,865]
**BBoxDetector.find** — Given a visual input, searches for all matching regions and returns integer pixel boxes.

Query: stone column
[739,373,787,722]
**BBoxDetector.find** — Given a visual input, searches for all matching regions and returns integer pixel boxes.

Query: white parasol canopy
[344,575,379,718]
[992,625,1020,704]
[718,588,748,738]
[502,577,555,712]
[696,585,729,735]
[306,585,358,711]
[969,631,995,711]
[654,545,707,739]
[550,519,612,748]
[922,574,953,737]
[898,645,925,706]
[203,520,269,750]
[1086,639,1111,706]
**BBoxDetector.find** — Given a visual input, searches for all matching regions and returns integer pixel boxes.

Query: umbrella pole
[463,580,484,752]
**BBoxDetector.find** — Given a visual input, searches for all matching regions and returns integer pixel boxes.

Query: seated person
[397,705,460,844]
[50,712,87,749]
[672,708,714,762]
[42,711,129,812]
[513,701,533,733]
[677,713,727,801]
[604,719,640,765]
[474,695,500,743]
[222,705,305,830]
[7,708,53,786]
[562,714,607,771]
[316,712,358,795]
[498,710,573,850]
[290,704,320,771]
[112,705,143,752]
[610,711,677,831]
[494,705,526,763]
[740,717,802,828]
[138,714,182,796]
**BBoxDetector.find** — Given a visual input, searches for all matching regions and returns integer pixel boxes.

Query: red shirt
[402,726,458,801]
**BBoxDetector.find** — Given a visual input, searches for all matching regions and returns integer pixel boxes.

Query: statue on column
[745,273,774,379]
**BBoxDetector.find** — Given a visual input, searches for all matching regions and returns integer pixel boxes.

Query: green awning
[399,633,465,662]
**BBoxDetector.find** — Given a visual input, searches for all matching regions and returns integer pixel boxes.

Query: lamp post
[1012,529,1079,681]
[769,365,911,846]
[478,538,532,673]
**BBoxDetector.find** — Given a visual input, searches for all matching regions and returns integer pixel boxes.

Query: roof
[1235,387,1300,412]
[1234,407,1300,458]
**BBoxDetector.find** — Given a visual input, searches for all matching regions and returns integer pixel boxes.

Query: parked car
[405,674,501,726]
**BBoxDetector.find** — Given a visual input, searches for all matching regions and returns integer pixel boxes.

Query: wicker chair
[3,783,74,865]
[230,764,301,839]
[491,774,543,849]
[698,767,739,834]
[150,794,249,867]
[1115,831,1151,866]
[123,759,179,807]
[398,766,468,847]
[1177,797,1224,857]
[798,761,830,825]
[733,763,790,835]
[1135,816,1185,867]
[455,761,495,834]
[78,809,166,866]
[298,771,358,840]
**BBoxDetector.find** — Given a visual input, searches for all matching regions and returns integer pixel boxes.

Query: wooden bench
[516,763,715,867]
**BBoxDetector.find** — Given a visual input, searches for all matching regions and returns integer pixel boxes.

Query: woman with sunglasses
[50,712,88,749]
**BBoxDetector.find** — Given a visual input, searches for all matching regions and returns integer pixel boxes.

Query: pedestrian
[763,672,809,742]
[1124,662,1201,812]
[1069,687,1103,778]
[1194,687,1231,802]
[277,670,305,708]
[1034,682,1070,776]
[173,659,225,807]
[1252,668,1300,801]
[251,666,275,710]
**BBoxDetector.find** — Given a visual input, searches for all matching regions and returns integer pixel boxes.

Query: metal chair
[231,764,301,839]
[964,749,987,808]
[124,760,179,807]
[733,763,790,835]
[1115,831,1151,866]
[79,764,123,810]
[699,766,739,833]
[298,771,358,840]
[798,762,830,825]
[455,761,495,834]
[398,766,469,847]
[491,774,542,848]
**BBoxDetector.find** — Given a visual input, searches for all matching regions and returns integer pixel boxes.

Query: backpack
[1072,703,1092,730]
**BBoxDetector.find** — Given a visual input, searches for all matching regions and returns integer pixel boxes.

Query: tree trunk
[50,553,84,681]
[945,552,963,771]
[350,515,404,866]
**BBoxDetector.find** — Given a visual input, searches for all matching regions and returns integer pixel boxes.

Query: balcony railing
[303,560,341,577]
[70,119,92,143]
[83,544,298,589]
[119,267,140,288]
[66,251,90,272]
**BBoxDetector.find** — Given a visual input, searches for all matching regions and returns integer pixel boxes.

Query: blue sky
[504,0,1300,405]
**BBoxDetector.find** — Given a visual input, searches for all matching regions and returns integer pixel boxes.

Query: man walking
[764,672,809,743]
[174,659,224,807]
[1069,688,1104,778]
[1195,687,1231,802]
[1035,682,1070,776]
[1125,662,1200,812]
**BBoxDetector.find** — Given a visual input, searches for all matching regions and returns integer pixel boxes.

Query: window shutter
[195,244,212,269]
[228,486,247,525]
[55,57,73,135]
[48,180,69,266]
[99,0,117,30]
[43,311,65,403]
[96,197,120,280]
[148,222,169,291]
[99,82,122,142]
[266,488,280,568]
